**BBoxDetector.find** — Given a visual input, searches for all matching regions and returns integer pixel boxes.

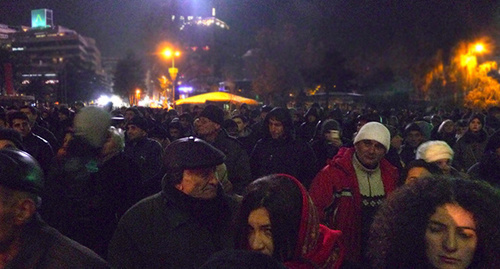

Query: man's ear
[175,183,183,191]
[14,199,36,225]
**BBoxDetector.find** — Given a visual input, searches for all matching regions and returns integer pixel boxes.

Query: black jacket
[22,132,54,174]
[8,214,109,269]
[124,137,163,194]
[208,130,252,194]
[250,137,317,188]
[108,187,238,269]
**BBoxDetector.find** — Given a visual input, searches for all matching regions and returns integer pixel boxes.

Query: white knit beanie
[74,106,111,148]
[416,140,454,163]
[353,122,391,151]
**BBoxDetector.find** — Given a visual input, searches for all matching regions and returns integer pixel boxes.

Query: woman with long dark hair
[235,174,345,268]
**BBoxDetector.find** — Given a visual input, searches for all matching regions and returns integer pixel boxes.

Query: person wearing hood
[298,106,320,142]
[399,122,427,166]
[234,174,345,268]
[453,113,489,172]
[250,107,317,188]
[108,137,239,268]
[468,130,500,188]
[310,119,345,173]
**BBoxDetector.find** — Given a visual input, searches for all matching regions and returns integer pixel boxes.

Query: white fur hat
[416,140,454,163]
[353,122,391,151]
[74,106,111,148]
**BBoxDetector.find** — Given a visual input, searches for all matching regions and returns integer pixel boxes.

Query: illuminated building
[165,8,232,96]
[3,9,107,102]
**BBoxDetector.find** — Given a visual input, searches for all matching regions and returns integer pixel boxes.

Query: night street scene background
[1,0,500,110]
[1,1,500,268]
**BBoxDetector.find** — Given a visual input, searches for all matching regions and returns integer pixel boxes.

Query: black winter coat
[9,214,109,269]
[250,137,317,188]
[108,187,238,269]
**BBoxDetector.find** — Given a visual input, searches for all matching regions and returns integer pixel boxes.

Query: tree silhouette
[114,51,146,105]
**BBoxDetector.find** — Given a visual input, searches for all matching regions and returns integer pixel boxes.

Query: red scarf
[281,174,345,269]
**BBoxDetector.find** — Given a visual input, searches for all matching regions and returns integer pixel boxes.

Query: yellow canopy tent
[175,92,261,106]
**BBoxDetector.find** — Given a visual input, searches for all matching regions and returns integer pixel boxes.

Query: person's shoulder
[42,226,110,268]
[31,133,52,147]
[114,193,163,227]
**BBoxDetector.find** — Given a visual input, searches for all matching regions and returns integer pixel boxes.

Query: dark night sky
[1,0,499,63]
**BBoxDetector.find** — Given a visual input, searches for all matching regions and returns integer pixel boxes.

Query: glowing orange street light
[472,42,487,54]
[161,48,181,108]
[162,49,181,70]
[135,89,141,105]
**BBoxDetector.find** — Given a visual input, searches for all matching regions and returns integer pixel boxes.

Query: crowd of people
[0,101,498,268]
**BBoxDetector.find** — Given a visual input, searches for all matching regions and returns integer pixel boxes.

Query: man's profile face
[176,167,219,199]
[11,119,31,138]
[0,187,22,251]
[233,117,247,132]
[126,124,146,142]
[19,108,36,125]
[354,139,386,168]
[268,118,284,139]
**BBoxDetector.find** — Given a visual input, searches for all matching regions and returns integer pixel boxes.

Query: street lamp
[135,89,141,105]
[162,48,181,109]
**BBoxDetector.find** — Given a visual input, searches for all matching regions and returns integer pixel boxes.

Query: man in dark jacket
[108,137,238,268]
[250,107,317,188]
[8,111,54,174]
[124,116,163,196]
[0,149,109,268]
[20,106,60,150]
[196,105,252,194]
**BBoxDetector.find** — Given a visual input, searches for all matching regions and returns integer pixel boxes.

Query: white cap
[354,122,391,151]
[416,140,454,163]
[74,107,111,148]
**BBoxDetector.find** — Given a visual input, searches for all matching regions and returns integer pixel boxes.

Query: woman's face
[405,167,431,184]
[443,122,455,133]
[468,118,482,133]
[391,134,403,150]
[247,207,274,256]
[433,159,452,175]
[425,203,477,269]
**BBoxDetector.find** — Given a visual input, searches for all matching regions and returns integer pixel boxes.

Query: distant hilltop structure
[173,8,229,31]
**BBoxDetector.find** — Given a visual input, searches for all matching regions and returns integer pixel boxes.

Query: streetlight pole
[162,49,180,109]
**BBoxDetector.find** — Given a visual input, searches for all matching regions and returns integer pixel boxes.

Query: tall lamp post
[162,49,181,109]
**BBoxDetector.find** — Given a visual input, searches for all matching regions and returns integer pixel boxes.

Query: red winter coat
[308,147,398,263]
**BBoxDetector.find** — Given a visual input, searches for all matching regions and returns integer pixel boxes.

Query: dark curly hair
[367,176,500,269]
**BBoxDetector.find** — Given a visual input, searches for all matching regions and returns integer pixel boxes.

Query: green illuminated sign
[31,9,52,28]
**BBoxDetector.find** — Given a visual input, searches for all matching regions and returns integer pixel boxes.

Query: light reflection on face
[247,207,274,256]
[425,203,477,269]
[176,167,219,199]
[405,166,432,184]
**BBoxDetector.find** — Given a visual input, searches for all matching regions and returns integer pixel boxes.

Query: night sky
[1,0,499,64]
